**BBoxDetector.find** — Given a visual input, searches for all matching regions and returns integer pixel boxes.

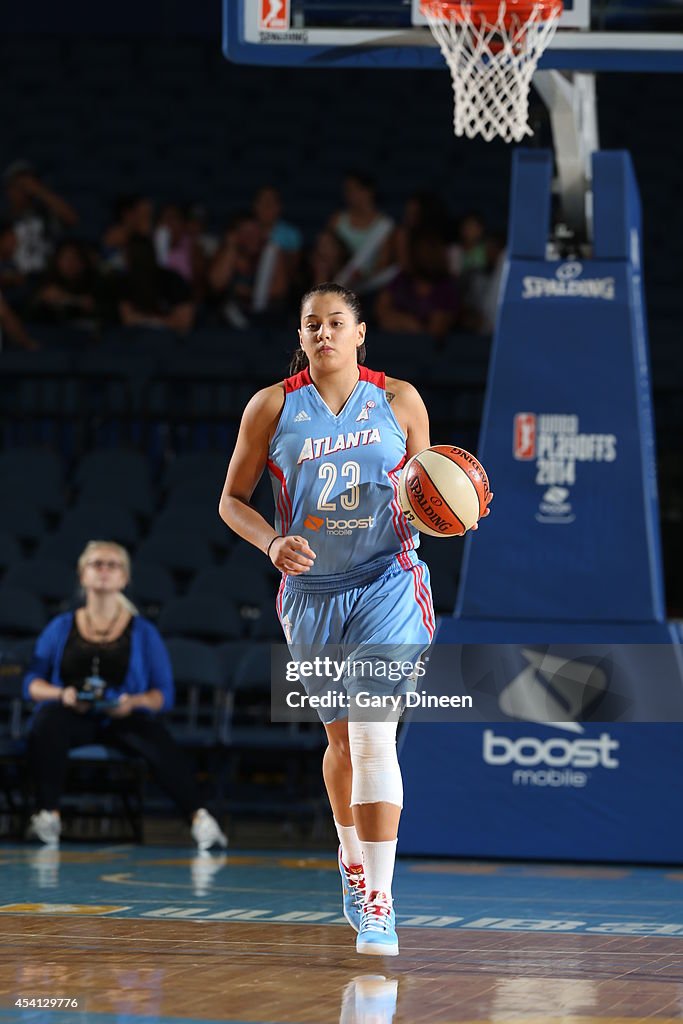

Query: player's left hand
[471,491,493,530]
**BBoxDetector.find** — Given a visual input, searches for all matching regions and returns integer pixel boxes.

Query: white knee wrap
[348,721,403,809]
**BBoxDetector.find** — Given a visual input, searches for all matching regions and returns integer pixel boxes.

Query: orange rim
[422,0,564,25]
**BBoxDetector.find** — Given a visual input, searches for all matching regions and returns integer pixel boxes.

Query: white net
[423,1,562,143]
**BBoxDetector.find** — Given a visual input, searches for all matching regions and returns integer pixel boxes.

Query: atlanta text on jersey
[296,428,382,465]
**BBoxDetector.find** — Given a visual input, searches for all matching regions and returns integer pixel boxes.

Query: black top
[60,617,133,691]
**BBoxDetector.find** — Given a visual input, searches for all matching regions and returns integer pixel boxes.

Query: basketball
[398,445,492,537]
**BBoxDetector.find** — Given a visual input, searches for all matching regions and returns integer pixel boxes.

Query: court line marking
[2,925,683,956]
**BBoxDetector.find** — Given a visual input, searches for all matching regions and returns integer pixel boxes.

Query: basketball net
[421,1,563,143]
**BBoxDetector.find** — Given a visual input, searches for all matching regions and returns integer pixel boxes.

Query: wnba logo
[259,0,290,30]
[514,413,536,460]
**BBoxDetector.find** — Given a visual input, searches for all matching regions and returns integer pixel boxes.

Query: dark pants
[28,703,202,819]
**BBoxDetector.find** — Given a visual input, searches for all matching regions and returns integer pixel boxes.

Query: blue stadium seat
[0,500,46,545]
[189,565,273,609]
[0,533,23,573]
[157,595,243,643]
[162,452,230,493]
[135,531,213,577]
[76,449,152,489]
[164,637,229,748]
[3,559,76,612]
[126,562,176,619]
[155,503,229,551]
[59,502,140,548]
[0,448,64,494]
[0,587,47,637]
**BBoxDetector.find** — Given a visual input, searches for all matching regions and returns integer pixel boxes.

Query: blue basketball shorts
[276,554,435,724]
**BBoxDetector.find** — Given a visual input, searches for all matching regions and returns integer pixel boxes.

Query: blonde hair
[77,540,139,616]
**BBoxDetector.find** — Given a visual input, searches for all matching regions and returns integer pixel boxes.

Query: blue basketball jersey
[268,366,419,578]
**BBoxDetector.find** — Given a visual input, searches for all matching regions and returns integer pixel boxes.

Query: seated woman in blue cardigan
[23,539,227,851]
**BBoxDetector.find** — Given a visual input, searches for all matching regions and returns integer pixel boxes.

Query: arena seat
[157,595,244,643]
[126,562,176,620]
[0,587,47,638]
[136,531,213,577]
[59,502,140,548]
[4,559,77,614]
[0,500,46,546]
[0,533,23,574]
[164,637,229,750]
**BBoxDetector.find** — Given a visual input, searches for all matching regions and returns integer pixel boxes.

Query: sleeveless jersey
[268,365,419,579]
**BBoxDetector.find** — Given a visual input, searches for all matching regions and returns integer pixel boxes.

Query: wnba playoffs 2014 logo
[259,0,290,30]
[513,413,536,460]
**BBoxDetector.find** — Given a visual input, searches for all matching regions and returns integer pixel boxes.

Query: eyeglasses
[85,559,124,571]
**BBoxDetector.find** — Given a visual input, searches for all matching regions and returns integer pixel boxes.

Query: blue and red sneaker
[338,846,366,932]
[356,890,399,957]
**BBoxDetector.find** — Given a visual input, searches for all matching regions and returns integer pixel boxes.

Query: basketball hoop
[421,0,563,143]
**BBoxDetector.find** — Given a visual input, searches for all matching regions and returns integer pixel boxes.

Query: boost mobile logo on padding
[482,649,619,788]
[522,261,616,300]
[513,413,617,524]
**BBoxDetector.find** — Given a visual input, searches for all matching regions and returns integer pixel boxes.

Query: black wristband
[266,535,282,559]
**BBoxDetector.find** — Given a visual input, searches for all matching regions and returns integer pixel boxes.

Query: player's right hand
[269,535,316,574]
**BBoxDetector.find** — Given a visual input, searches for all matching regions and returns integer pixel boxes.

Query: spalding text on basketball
[406,476,456,534]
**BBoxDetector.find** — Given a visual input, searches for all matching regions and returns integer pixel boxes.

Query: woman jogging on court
[219,282,435,956]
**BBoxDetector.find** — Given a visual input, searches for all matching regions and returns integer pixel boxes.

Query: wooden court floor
[1,844,683,1023]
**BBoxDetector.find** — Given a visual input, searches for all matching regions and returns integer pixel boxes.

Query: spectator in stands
[0,290,40,350]
[461,229,507,334]
[0,222,23,294]
[2,160,79,278]
[154,202,206,300]
[208,212,288,328]
[114,234,196,334]
[448,211,489,276]
[252,185,303,273]
[375,230,459,342]
[187,204,220,262]
[393,190,452,272]
[102,195,154,269]
[328,171,395,294]
[305,229,352,290]
[30,240,102,329]
[23,540,227,851]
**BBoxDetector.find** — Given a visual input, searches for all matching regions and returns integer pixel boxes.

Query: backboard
[224,1,683,71]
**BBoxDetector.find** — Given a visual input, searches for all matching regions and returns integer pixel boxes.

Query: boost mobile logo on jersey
[297,429,382,465]
[513,413,617,524]
[522,261,616,300]
[305,513,375,536]
[482,649,618,788]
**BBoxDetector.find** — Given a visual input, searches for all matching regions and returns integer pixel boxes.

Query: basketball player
[219,283,435,956]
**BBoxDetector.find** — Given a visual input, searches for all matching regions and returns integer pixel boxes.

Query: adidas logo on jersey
[294,410,311,422]
[297,428,382,465]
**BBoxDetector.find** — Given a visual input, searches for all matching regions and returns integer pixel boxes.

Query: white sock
[335,820,363,867]
[361,839,397,900]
